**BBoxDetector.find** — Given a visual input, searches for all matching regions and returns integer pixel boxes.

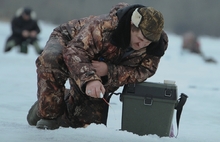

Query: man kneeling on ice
[27,2,168,129]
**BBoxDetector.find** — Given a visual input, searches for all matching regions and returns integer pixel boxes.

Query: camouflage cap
[131,7,164,42]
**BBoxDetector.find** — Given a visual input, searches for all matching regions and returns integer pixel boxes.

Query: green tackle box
[120,81,178,137]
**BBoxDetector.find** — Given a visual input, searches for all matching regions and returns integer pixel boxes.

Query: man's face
[22,13,30,21]
[130,29,152,50]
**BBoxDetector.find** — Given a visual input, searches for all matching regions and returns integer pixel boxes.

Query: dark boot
[4,40,16,52]
[27,101,41,126]
[32,41,43,55]
[27,101,60,129]
[20,42,28,53]
[36,119,60,130]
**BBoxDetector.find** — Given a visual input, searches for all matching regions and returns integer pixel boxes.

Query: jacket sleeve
[106,55,161,87]
[62,3,130,92]
[32,20,41,34]
[62,21,103,93]
[106,32,168,87]
[11,17,23,36]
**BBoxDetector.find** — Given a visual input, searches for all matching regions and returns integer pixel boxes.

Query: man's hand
[22,30,29,37]
[30,31,37,37]
[85,80,105,98]
[92,60,108,77]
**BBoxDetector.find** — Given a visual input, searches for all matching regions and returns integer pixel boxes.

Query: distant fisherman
[4,7,43,54]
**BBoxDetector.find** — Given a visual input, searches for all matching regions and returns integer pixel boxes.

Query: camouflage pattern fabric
[35,2,168,128]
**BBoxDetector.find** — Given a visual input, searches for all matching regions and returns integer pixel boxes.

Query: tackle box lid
[121,81,177,101]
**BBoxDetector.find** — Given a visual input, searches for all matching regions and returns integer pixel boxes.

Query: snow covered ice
[0,21,220,142]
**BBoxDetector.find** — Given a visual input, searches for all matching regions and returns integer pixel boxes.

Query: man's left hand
[92,60,108,77]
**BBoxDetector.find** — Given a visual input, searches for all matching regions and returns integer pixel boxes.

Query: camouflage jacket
[50,3,168,94]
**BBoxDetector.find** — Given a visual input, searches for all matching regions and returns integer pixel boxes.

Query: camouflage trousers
[35,37,110,128]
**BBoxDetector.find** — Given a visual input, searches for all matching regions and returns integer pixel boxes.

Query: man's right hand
[85,80,105,98]
[22,30,29,37]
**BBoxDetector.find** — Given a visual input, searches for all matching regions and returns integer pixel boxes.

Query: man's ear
[131,21,134,25]
[130,21,133,30]
[131,21,136,29]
